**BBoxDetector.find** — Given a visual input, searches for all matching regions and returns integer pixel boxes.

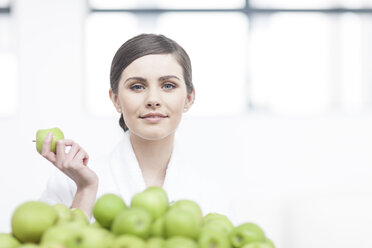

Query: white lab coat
[39,132,236,222]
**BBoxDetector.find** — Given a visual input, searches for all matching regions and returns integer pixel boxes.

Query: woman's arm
[71,182,98,218]
[41,132,98,218]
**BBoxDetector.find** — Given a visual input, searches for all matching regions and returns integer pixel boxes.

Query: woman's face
[110,54,194,141]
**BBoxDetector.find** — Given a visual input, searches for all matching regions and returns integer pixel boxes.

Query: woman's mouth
[140,113,168,123]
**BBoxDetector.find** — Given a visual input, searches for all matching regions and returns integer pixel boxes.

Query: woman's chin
[130,127,175,142]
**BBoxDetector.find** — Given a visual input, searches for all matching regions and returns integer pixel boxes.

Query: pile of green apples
[1,187,275,248]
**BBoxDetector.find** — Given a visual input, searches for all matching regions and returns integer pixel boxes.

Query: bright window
[85,12,249,116]
[89,0,245,9]
[85,13,138,116]
[0,0,10,8]
[85,1,372,116]
[250,0,372,9]
[249,13,332,114]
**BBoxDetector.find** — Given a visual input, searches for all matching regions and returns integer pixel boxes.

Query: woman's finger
[41,132,52,155]
[65,142,81,163]
[55,139,76,156]
[74,149,89,166]
[41,132,56,163]
[83,150,89,166]
[55,139,67,162]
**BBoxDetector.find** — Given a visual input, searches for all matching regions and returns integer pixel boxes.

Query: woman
[40,34,232,221]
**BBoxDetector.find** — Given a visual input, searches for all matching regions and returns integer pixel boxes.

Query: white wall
[1,1,372,247]
[179,114,372,248]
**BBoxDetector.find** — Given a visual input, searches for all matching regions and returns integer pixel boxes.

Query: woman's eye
[130,84,145,91]
[163,83,176,90]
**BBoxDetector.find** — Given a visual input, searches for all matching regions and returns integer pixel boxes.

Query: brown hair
[110,33,194,132]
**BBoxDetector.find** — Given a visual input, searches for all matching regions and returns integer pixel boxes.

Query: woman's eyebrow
[124,77,147,84]
[124,75,180,84]
[159,75,181,81]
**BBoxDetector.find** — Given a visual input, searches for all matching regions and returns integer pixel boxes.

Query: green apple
[0,233,20,247]
[112,234,146,248]
[54,220,86,232]
[146,237,165,248]
[149,216,165,237]
[164,236,198,248]
[53,204,72,223]
[40,243,66,248]
[241,242,272,248]
[203,213,232,225]
[66,226,114,248]
[169,200,203,225]
[229,223,266,248]
[145,186,169,202]
[18,244,39,248]
[40,224,79,246]
[54,208,88,230]
[111,207,152,239]
[93,193,127,229]
[202,213,234,235]
[36,127,64,154]
[198,228,231,248]
[164,208,201,240]
[90,221,103,228]
[11,201,58,243]
[131,187,169,219]
[70,208,89,225]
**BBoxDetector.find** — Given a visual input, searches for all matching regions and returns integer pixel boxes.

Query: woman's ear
[184,89,195,112]
[109,89,121,113]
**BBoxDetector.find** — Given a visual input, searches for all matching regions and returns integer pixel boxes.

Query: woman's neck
[129,132,175,187]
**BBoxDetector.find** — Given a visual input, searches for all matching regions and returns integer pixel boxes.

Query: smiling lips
[140,113,168,123]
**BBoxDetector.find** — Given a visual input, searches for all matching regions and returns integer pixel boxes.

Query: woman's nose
[145,88,161,108]
[146,101,161,108]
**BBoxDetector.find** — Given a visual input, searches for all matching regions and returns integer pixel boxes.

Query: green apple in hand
[131,186,169,219]
[36,127,64,154]
[0,233,20,247]
[11,201,58,243]
[112,234,146,248]
[93,193,127,229]
[111,207,152,239]
[229,222,266,248]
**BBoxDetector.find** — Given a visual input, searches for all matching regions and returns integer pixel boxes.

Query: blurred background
[1,0,372,247]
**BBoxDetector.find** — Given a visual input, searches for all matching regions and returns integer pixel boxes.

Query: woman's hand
[40,132,99,218]
[40,132,98,189]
